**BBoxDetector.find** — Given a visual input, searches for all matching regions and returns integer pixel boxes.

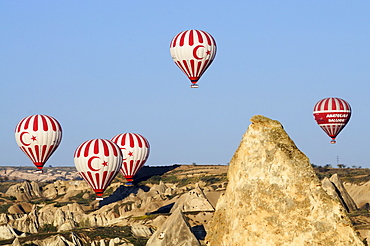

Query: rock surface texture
[329,173,358,212]
[146,208,201,246]
[205,115,364,246]
[322,175,358,213]
[170,184,215,213]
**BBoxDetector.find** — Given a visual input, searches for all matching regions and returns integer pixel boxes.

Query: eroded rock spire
[206,115,363,246]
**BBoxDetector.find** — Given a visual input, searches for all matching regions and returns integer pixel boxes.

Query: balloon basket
[96,197,104,201]
[125,182,133,186]
[34,170,43,174]
[190,84,199,88]
[330,140,336,144]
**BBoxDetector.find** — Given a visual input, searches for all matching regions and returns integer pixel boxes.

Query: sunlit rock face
[329,173,358,212]
[322,174,358,213]
[5,181,42,201]
[206,115,364,246]
[146,208,201,246]
[170,184,215,213]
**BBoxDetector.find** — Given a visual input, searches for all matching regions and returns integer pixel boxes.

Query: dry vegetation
[313,166,370,184]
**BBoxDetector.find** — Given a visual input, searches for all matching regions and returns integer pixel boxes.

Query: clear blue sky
[1,1,370,168]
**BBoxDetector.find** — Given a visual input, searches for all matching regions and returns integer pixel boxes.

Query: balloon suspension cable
[190,83,199,88]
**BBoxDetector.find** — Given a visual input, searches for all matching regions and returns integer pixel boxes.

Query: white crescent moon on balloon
[20,132,30,146]
[193,45,205,60]
[120,147,127,160]
[87,156,101,172]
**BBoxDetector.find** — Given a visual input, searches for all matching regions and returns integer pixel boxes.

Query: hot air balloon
[111,133,150,185]
[170,29,217,88]
[74,139,122,200]
[15,114,62,173]
[313,97,351,144]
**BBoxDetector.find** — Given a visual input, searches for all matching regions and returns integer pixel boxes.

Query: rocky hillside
[1,164,370,245]
[0,165,227,245]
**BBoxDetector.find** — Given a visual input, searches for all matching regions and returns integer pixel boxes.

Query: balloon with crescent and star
[74,139,122,200]
[15,114,62,173]
[170,29,217,88]
[313,97,351,144]
[111,133,150,185]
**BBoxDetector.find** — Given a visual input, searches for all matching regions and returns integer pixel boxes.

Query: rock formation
[7,202,32,214]
[322,174,358,212]
[206,115,364,246]
[11,237,21,246]
[146,208,201,246]
[5,181,42,201]
[330,173,358,212]
[131,224,153,238]
[170,183,214,213]
[344,181,370,209]
[0,224,20,240]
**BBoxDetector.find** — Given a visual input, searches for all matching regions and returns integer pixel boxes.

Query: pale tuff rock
[0,213,25,225]
[11,237,21,246]
[0,167,79,182]
[0,175,222,244]
[146,208,201,246]
[344,181,370,209]
[150,181,175,196]
[8,205,39,234]
[170,183,215,213]
[13,233,85,246]
[42,180,92,200]
[0,224,19,240]
[151,181,168,194]
[71,232,83,246]
[131,224,154,238]
[322,175,358,213]
[5,181,42,201]
[7,202,32,214]
[329,174,358,212]
[58,221,75,232]
[206,115,364,246]
[109,238,121,245]
[31,235,75,246]
[149,215,168,229]
[0,213,9,223]
[322,177,341,201]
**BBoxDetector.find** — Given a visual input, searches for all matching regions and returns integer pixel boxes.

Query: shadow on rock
[132,164,181,184]
[98,185,150,207]
[147,202,175,215]
[192,225,207,240]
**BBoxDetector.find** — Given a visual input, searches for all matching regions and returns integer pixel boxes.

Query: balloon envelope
[111,133,150,184]
[15,114,62,171]
[170,29,217,88]
[313,97,351,143]
[74,139,122,199]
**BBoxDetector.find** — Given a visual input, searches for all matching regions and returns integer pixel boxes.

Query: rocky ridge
[0,167,226,245]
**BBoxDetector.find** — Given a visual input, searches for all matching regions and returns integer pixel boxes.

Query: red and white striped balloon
[313,97,351,144]
[74,139,122,200]
[170,29,217,88]
[15,114,62,171]
[111,133,150,184]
